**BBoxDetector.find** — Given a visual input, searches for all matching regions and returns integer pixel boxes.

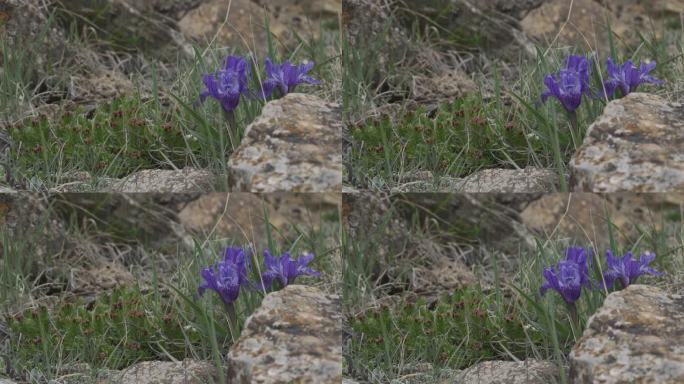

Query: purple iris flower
[541,55,593,113]
[198,247,252,305]
[260,58,320,99]
[259,250,321,291]
[603,58,663,98]
[199,55,251,113]
[602,250,663,289]
[540,247,593,305]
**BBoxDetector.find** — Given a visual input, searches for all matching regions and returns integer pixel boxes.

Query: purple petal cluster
[198,247,252,305]
[260,251,321,291]
[198,247,320,304]
[199,56,320,113]
[602,250,663,289]
[540,246,665,306]
[604,58,663,98]
[540,247,593,304]
[541,55,664,113]
[541,55,593,113]
[260,59,321,99]
[199,56,252,113]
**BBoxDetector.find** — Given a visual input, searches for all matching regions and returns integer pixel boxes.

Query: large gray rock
[457,359,559,384]
[179,0,339,55]
[112,168,214,193]
[570,93,684,192]
[520,194,636,250]
[570,284,684,384]
[227,285,342,384]
[228,93,342,192]
[455,167,559,192]
[55,0,193,61]
[109,359,216,384]
[391,168,560,193]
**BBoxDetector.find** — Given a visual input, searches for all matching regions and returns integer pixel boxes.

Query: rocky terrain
[0,192,342,383]
[0,0,342,192]
[343,0,684,192]
[342,192,684,383]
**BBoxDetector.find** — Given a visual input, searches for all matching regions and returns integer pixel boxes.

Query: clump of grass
[348,96,533,186]
[7,287,205,372]
[8,96,193,182]
[347,286,544,378]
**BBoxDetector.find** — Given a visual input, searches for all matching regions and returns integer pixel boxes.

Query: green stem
[224,110,237,150]
[567,302,580,339]
[550,116,567,192]
[224,301,238,340]
[567,111,580,150]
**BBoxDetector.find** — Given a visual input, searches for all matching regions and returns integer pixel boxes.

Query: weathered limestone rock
[570,93,684,192]
[112,168,214,193]
[110,359,216,384]
[0,379,18,384]
[179,0,339,55]
[520,194,635,250]
[457,359,560,384]
[177,193,290,250]
[392,168,560,193]
[51,194,190,246]
[570,284,684,384]
[522,0,619,50]
[227,285,342,383]
[55,0,193,61]
[456,167,559,193]
[228,93,342,192]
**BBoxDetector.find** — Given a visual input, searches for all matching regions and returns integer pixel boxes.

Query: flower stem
[567,111,580,150]
[567,302,580,338]
[223,110,238,150]
[549,117,567,192]
[223,301,238,340]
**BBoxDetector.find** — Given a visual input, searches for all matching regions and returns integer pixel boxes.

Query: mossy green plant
[6,287,208,373]
[348,97,533,185]
[348,286,544,376]
[8,96,194,181]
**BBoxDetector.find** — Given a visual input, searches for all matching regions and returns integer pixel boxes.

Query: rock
[112,168,214,193]
[66,67,135,103]
[227,285,342,384]
[410,71,477,107]
[491,0,547,19]
[177,193,292,249]
[520,194,635,250]
[228,93,342,192]
[55,0,193,61]
[0,193,65,260]
[521,0,624,55]
[178,0,339,55]
[0,380,18,384]
[456,167,559,193]
[457,359,559,384]
[393,194,536,256]
[109,359,216,384]
[569,93,684,192]
[570,284,684,384]
[0,0,66,75]
[145,0,203,20]
[392,168,560,193]
[50,194,190,247]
